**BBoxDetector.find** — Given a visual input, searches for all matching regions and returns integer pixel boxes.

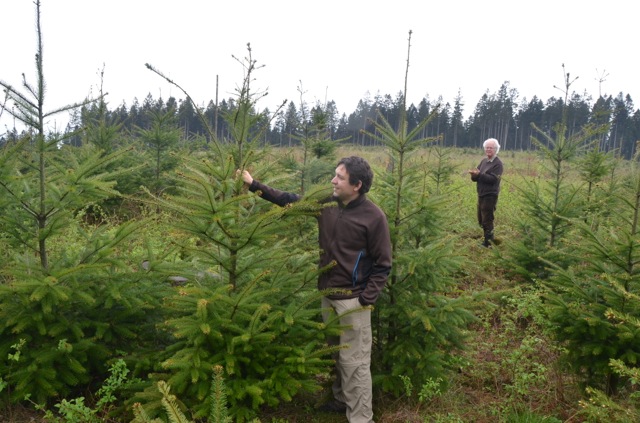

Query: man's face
[331,164,360,204]
[484,144,496,159]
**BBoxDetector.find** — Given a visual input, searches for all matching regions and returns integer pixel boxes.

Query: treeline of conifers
[3,81,639,159]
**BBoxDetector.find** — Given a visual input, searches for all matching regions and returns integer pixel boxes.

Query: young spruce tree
[139,46,341,422]
[505,66,606,281]
[0,0,168,407]
[543,147,640,395]
[361,30,476,396]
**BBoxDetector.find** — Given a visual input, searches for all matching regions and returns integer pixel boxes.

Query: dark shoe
[318,399,347,413]
[482,231,494,248]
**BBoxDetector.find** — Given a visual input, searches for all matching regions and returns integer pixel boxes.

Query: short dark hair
[337,156,373,194]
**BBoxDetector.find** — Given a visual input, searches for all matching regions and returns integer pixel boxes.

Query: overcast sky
[1,0,637,134]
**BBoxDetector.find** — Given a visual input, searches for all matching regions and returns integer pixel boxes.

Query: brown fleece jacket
[249,179,392,306]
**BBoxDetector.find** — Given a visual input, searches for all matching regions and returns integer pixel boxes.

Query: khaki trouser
[322,297,374,423]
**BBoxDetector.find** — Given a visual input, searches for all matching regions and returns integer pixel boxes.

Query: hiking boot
[482,230,494,247]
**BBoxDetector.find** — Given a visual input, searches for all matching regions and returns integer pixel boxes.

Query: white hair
[483,138,500,154]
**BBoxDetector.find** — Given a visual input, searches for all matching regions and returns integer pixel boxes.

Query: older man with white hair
[468,138,504,247]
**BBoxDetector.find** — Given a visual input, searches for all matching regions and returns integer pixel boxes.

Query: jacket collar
[338,193,367,209]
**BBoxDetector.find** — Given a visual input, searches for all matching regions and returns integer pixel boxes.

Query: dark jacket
[471,156,503,197]
[249,180,392,306]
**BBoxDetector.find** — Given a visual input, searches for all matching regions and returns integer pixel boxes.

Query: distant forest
[2,80,639,159]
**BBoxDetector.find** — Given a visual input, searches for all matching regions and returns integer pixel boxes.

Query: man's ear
[354,180,362,192]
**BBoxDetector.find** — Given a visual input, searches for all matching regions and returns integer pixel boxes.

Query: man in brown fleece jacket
[469,138,504,247]
[239,156,391,423]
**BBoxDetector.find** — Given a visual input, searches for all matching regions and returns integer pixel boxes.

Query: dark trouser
[477,195,498,242]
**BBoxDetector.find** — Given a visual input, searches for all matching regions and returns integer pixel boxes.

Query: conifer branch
[209,365,232,423]
[157,381,192,423]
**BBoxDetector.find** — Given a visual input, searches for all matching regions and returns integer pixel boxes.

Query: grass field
[2,145,617,423]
